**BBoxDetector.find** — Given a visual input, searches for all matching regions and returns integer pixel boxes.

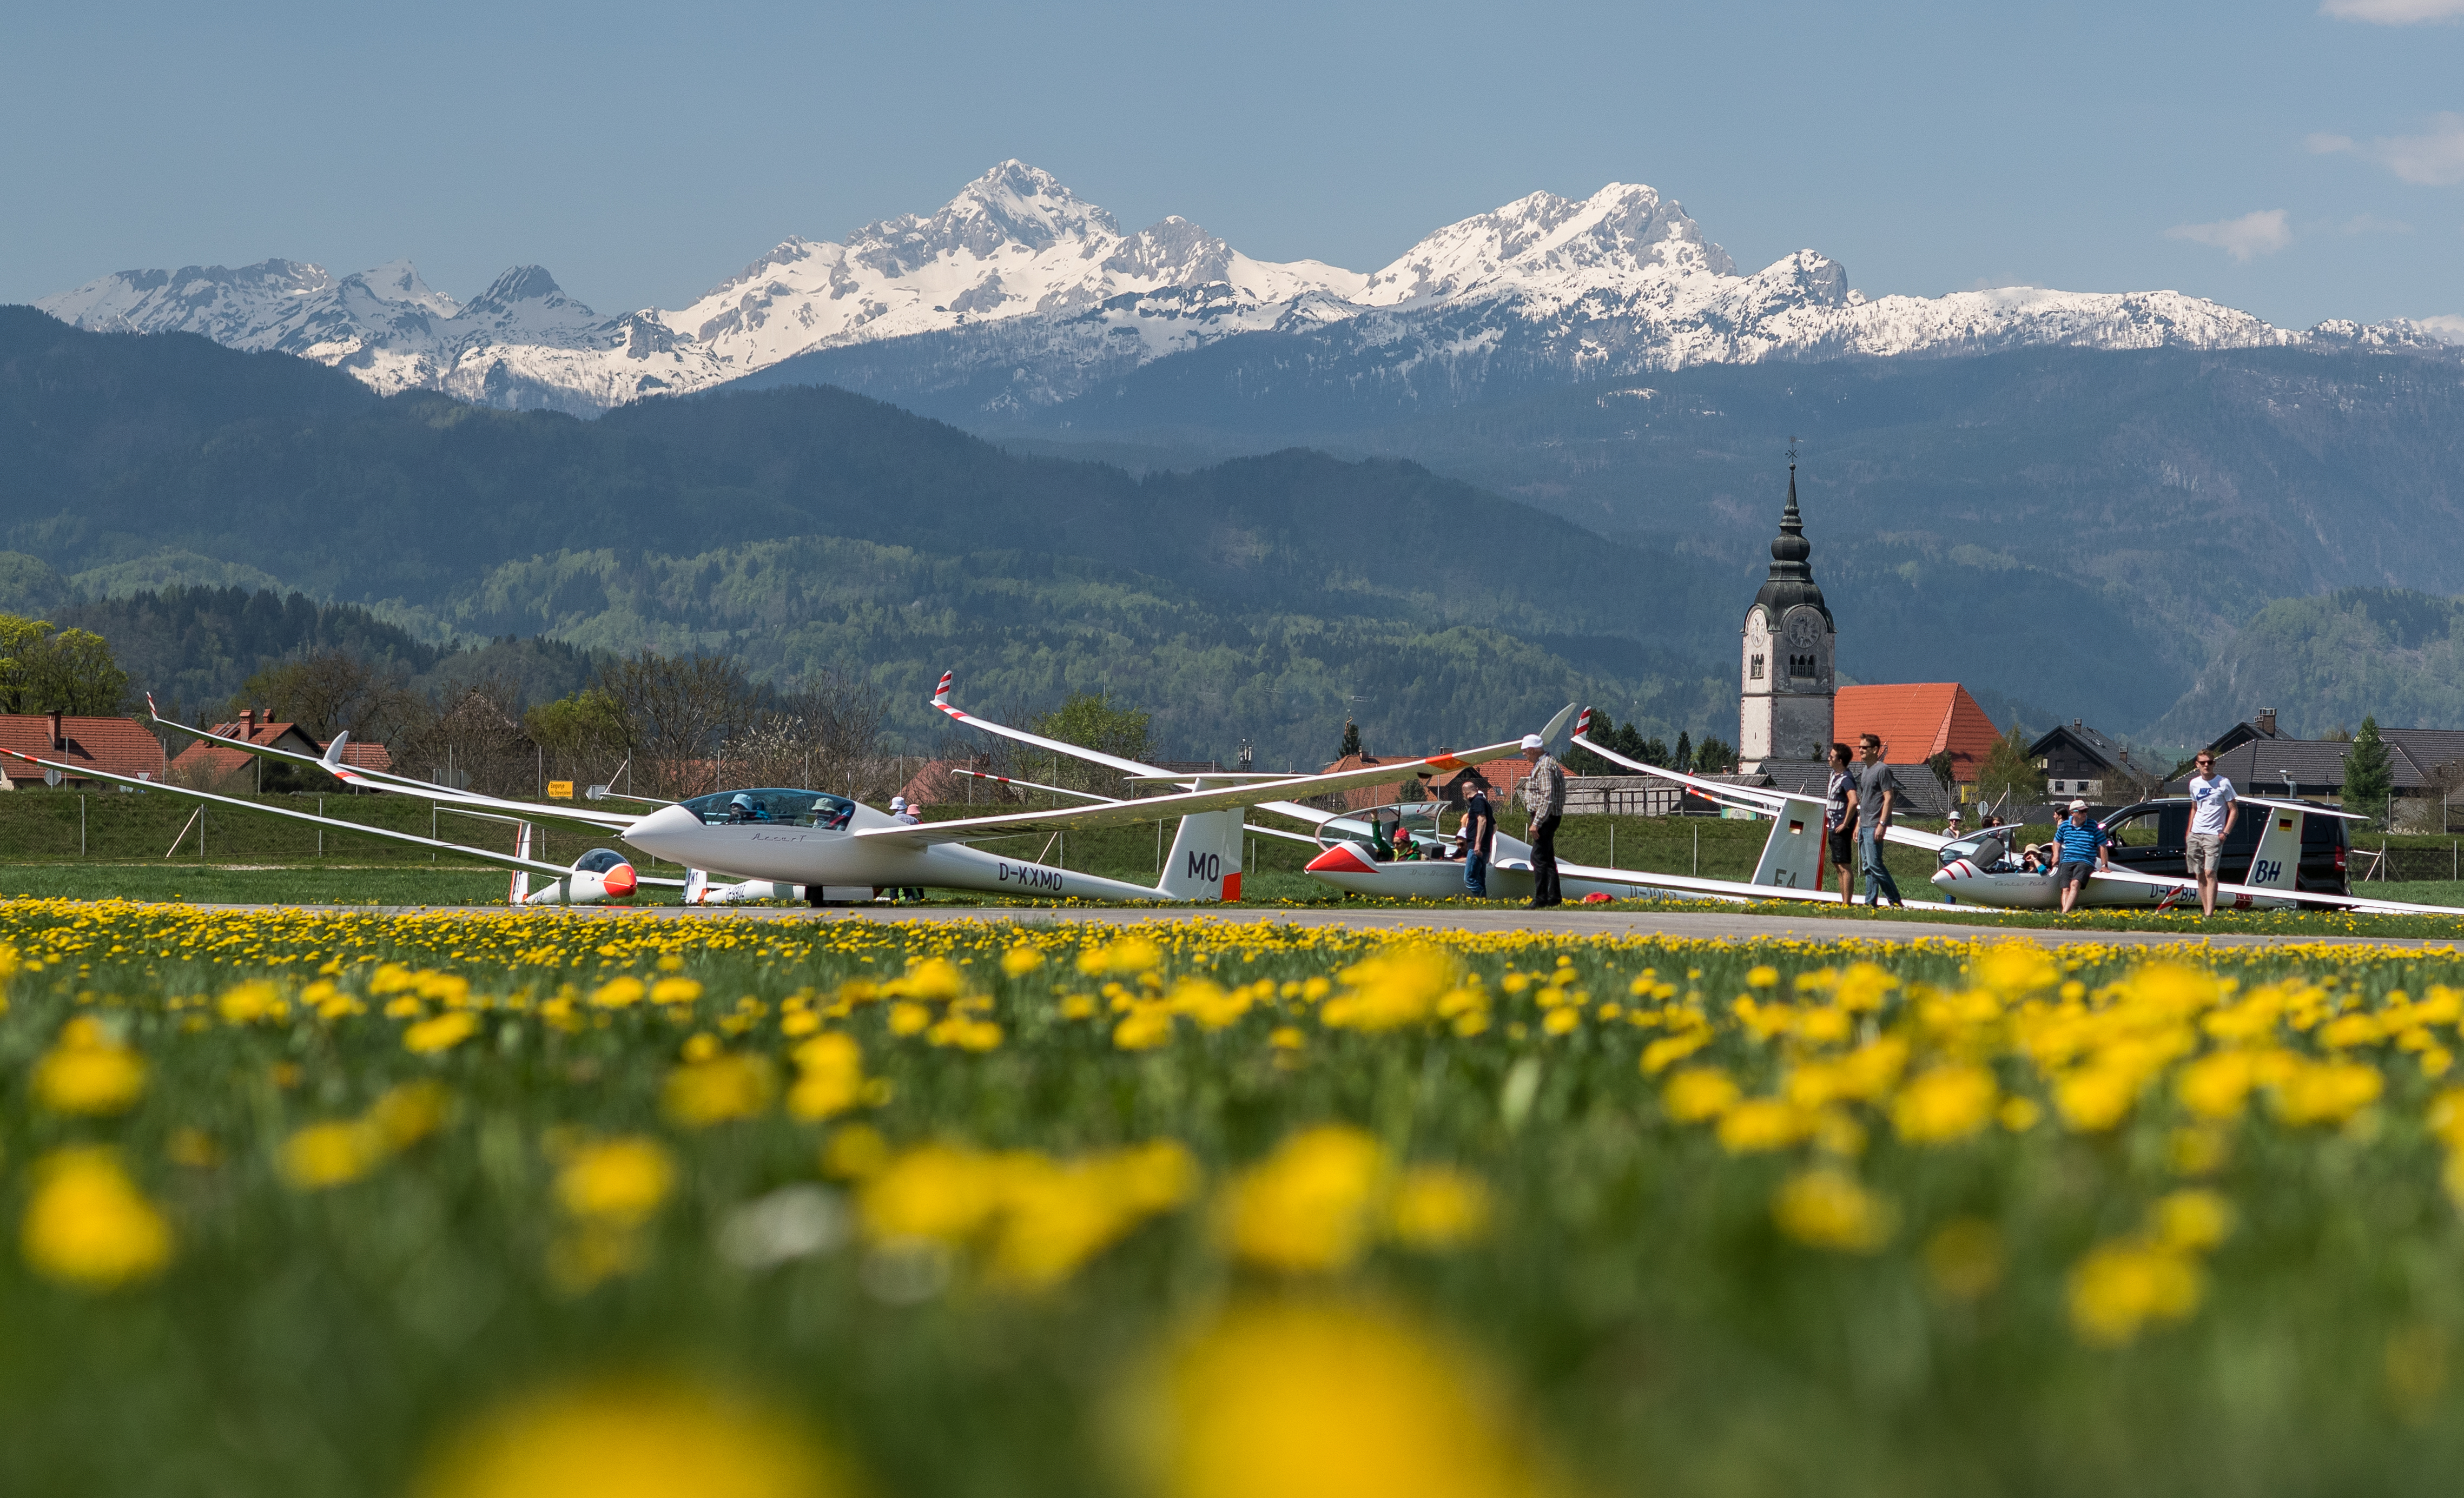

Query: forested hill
[0,307,1735,763]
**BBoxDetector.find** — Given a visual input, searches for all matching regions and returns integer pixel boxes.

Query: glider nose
[602,863,638,898]
[624,803,701,861]
[1305,844,1378,876]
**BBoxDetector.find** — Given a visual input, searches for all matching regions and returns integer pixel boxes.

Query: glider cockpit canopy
[677,788,860,829]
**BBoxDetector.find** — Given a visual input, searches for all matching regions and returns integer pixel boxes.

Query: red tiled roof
[0,715,168,785]
[1833,684,2001,782]
[166,718,389,781]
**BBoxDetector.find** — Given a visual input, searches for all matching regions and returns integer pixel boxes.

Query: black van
[2097,797,2350,899]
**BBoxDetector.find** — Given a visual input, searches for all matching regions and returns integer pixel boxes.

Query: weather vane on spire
[1787,434,1799,467]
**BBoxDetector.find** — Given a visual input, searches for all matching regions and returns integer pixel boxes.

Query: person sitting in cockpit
[1368,810,1400,862]
[728,792,771,824]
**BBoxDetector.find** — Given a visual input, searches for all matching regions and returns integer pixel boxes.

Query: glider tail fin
[510,821,533,905]
[2243,805,2304,894]
[1155,808,1246,902]
[683,867,710,905]
[1747,795,1827,892]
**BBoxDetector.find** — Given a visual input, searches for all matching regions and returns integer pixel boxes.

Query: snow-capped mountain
[36,162,2453,419]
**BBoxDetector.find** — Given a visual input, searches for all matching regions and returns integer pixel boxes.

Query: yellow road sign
[547,780,574,800]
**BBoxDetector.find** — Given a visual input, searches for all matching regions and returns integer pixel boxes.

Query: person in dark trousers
[1822,741,1855,899]
[1849,733,1906,907]
[891,796,926,903]
[1520,733,1565,908]
[1459,779,1496,897]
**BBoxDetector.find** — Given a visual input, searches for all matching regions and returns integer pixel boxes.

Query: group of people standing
[1821,734,1907,907]
[1433,733,1555,907]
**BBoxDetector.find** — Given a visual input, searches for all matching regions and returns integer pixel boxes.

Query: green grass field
[4,905,2464,1496]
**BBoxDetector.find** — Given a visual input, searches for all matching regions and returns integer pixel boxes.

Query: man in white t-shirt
[2185,751,2238,917]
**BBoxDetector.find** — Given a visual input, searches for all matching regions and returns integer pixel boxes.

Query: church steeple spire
[1752,451,1830,622]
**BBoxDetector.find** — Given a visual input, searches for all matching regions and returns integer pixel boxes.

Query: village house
[167,708,393,791]
[0,712,168,788]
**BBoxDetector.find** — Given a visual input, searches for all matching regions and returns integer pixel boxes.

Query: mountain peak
[340,260,462,319]
[466,265,570,311]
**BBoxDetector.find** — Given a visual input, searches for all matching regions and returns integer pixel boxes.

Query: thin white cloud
[2164,209,2293,262]
[2336,213,2414,234]
[2417,314,2464,343]
[2309,113,2464,185]
[2320,0,2464,22]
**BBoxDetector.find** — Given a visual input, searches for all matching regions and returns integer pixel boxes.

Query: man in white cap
[2052,798,2113,915]
[1520,732,1565,909]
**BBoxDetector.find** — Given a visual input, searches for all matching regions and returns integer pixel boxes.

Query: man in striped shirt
[2053,798,2113,914]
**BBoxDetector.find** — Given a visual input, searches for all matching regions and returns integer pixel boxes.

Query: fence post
[317,797,323,859]
[80,795,86,857]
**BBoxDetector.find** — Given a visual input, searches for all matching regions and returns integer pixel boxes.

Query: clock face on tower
[1783,612,1821,649]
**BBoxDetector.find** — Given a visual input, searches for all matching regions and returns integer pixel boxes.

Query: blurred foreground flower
[415,1381,845,1498]
[1135,1301,1555,1498]
[550,1136,677,1292]
[1771,1168,1895,1253]
[21,1147,171,1289]
[31,1017,147,1116]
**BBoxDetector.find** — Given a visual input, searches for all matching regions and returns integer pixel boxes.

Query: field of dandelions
[5,899,2464,1497]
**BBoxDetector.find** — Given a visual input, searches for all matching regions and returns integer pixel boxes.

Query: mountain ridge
[42,162,2454,419]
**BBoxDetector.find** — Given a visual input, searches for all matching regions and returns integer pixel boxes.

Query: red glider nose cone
[603,863,638,897]
[1306,844,1377,875]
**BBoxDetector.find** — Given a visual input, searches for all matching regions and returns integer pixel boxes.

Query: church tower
[1737,459,1835,773]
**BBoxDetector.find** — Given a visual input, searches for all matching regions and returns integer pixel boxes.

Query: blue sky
[4,0,2460,331]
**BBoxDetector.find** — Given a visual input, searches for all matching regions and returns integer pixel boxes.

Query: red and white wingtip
[932,670,955,708]
[1574,706,1594,738]
[144,691,163,721]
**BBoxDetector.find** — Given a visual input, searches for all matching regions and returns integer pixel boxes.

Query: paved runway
[264,900,2464,951]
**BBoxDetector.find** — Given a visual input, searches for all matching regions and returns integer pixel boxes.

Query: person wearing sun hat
[1519,732,1564,909]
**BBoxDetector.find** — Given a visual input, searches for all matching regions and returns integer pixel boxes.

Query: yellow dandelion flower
[217,979,286,1024]
[2150,1189,2236,1253]
[2067,1241,2203,1345]
[787,1033,867,1122]
[283,1121,385,1190]
[1144,1302,1551,1498]
[1000,946,1046,977]
[412,1381,845,1498]
[664,1054,777,1128]
[1891,1065,1999,1145]
[31,1018,146,1116]
[405,1011,481,1055]
[1387,1167,1491,1250]
[1661,1067,1740,1123]
[2274,1059,2384,1126]
[1221,1126,1388,1272]
[367,1080,452,1150]
[1771,1168,1895,1252]
[1717,1098,1816,1154]
[590,976,646,1009]
[557,1138,676,1226]
[22,1147,173,1289]
[649,976,703,1006]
